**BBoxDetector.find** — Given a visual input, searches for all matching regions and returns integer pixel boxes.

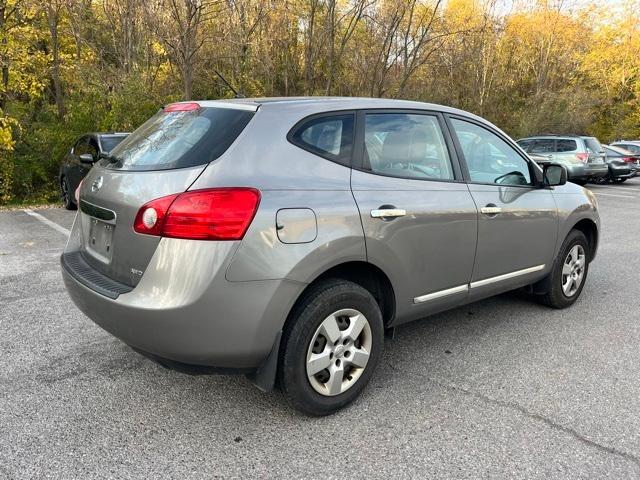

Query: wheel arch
[290,261,396,328]
[250,260,396,392]
[571,218,598,262]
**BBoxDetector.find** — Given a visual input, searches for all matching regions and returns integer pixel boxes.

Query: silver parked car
[61,98,600,415]
[517,135,608,185]
[610,140,640,157]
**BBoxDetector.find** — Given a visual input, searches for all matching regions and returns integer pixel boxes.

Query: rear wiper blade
[100,153,121,164]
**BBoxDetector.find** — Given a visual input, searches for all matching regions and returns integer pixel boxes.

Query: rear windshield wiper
[99,153,121,165]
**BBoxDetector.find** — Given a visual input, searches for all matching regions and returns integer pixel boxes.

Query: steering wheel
[494,170,528,185]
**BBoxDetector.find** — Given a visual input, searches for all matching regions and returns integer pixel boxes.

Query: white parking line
[23,209,70,236]
[599,186,640,192]
[594,192,637,199]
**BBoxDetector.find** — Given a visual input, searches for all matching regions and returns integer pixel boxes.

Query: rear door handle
[480,205,502,215]
[371,208,406,219]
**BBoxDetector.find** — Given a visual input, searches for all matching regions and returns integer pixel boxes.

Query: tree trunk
[0,0,8,111]
[45,2,65,119]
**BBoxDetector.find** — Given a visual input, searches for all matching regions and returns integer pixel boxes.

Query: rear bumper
[565,163,609,181]
[61,237,304,369]
[609,164,636,179]
[566,163,608,180]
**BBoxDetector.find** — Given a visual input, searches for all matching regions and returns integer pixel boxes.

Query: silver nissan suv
[61,97,600,416]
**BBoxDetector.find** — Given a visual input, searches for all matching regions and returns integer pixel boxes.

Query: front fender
[552,185,600,260]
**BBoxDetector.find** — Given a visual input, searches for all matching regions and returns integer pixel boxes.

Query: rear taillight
[75,179,84,204]
[576,153,588,162]
[133,188,261,240]
[622,157,635,163]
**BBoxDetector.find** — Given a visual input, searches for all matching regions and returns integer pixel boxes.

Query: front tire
[278,279,384,416]
[539,229,589,309]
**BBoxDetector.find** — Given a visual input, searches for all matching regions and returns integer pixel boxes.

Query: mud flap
[247,330,282,392]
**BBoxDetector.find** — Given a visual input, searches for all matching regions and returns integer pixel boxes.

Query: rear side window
[102,107,254,171]
[557,139,577,152]
[363,113,454,180]
[529,139,555,153]
[289,114,354,165]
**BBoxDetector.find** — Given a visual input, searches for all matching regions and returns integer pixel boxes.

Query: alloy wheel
[562,244,586,297]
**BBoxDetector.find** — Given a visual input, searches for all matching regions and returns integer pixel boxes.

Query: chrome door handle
[480,206,502,215]
[371,208,406,219]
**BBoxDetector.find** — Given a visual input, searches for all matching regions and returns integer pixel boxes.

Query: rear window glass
[289,114,354,166]
[556,139,577,152]
[583,137,602,153]
[101,107,254,171]
[614,143,640,154]
[100,136,128,153]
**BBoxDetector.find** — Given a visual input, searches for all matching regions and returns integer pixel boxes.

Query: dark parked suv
[517,135,608,185]
[59,132,129,209]
[61,98,600,415]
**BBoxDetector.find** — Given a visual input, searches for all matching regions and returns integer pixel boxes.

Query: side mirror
[79,153,95,164]
[543,163,567,186]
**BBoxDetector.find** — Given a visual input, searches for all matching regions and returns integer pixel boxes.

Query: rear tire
[611,177,626,184]
[592,175,609,185]
[61,177,77,210]
[278,279,384,416]
[539,229,589,309]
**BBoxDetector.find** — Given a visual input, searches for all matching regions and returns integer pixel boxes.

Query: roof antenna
[214,69,244,98]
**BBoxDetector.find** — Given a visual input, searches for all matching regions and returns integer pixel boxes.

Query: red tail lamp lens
[75,179,84,204]
[576,153,588,162]
[133,188,261,240]
[163,102,201,112]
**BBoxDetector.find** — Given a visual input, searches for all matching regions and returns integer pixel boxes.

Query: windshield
[100,135,128,153]
[101,107,254,171]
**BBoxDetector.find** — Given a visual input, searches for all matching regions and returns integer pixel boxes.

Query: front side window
[86,139,99,159]
[451,118,532,186]
[363,113,454,180]
[74,137,89,156]
[517,139,533,151]
[289,114,354,165]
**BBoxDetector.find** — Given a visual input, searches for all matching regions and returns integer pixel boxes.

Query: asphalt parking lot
[1,179,640,479]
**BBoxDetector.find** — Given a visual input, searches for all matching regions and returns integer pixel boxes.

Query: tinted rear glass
[289,114,354,166]
[556,139,577,152]
[583,137,602,153]
[100,107,254,171]
[100,136,128,153]
[606,145,632,155]
[530,139,555,153]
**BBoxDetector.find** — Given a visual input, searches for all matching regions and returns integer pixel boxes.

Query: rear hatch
[76,102,256,287]
[583,137,605,164]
